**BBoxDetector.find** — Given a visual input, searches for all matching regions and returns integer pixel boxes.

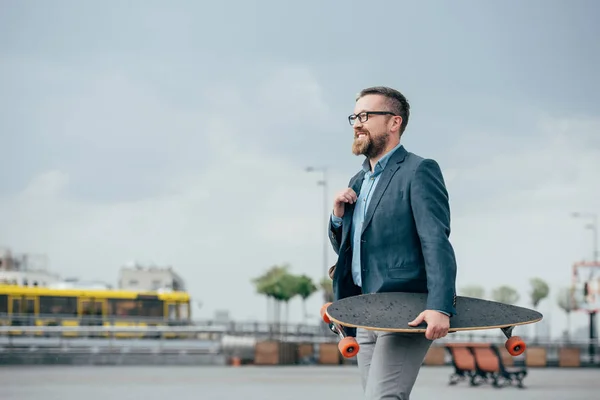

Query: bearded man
[328,86,458,400]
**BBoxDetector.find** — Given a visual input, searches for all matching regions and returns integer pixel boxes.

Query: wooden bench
[469,345,527,388]
[445,343,527,388]
[445,344,477,385]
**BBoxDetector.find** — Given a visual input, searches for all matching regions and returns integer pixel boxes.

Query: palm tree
[274,272,300,331]
[529,277,550,341]
[459,284,485,299]
[296,275,318,323]
[251,264,289,324]
[491,285,520,305]
[529,278,550,308]
[557,286,576,341]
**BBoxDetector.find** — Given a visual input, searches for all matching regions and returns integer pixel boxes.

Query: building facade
[118,263,186,292]
[0,248,61,287]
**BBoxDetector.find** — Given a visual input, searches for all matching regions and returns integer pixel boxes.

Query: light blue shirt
[331,142,403,287]
[331,143,449,316]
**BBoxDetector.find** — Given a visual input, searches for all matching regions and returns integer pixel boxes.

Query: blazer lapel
[361,147,407,234]
[350,170,365,197]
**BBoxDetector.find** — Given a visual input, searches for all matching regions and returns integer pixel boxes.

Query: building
[0,247,61,287]
[118,262,186,292]
[48,277,113,290]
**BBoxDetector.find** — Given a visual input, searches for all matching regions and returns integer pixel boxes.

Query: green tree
[529,278,550,308]
[491,285,520,305]
[459,285,485,299]
[251,264,289,324]
[557,286,577,341]
[528,278,550,340]
[271,271,301,329]
[296,274,318,323]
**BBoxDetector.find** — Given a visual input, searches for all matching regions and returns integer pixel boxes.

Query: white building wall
[0,247,61,287]
[0,270,61,287]
[118,265,186,292]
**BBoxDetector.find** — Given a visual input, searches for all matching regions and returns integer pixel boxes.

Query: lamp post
[571,211,599,363]
[306,166,329,283]
[571,212,598,262]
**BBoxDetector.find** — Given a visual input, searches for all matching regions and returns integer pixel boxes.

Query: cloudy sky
[1,0,599,337]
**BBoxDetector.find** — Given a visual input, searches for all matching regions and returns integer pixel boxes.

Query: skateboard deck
[320,292,543,358]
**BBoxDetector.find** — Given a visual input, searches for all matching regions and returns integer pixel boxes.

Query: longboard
[320,292,543,358]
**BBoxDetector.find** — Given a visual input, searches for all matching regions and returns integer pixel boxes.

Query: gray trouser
[356,328,432,400]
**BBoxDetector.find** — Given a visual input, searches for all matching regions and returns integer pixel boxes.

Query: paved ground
[0,365,598,399]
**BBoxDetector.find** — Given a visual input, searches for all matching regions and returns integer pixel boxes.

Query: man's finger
[426,327,434,340]
[408,312,424,326]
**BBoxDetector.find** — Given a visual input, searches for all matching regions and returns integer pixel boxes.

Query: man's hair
[356,86,410,135]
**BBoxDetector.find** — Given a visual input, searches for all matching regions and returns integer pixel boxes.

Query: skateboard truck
[500,325,526,356]
[320,302,360,358]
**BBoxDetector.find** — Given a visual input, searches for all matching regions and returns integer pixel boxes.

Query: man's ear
[392,116,403,135]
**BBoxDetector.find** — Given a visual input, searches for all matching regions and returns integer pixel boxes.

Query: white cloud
[255,66,331,117]
[0,64,343,325]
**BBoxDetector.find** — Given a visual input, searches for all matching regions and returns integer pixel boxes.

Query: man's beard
[352,131,389,159]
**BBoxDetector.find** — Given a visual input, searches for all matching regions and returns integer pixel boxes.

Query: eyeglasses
[348,111,397,126]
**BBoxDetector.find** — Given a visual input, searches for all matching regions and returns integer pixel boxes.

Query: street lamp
[571,211,599,363]
[306,166,329,282]
[571,212,598,262]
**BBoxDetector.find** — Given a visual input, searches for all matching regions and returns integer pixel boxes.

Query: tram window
[25,298,35,314]
[139,298,163,318]
[39,296,78,316]
[168,303,178,320]
[11,298,21,314]
[0,295,7,313]
[178,302,189,320]
[108,299,164,318]
[109,299,138,316]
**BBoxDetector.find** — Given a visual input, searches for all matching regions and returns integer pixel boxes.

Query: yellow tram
[0,284,192,338]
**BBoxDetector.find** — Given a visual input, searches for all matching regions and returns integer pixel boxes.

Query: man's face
[351,94,391,158]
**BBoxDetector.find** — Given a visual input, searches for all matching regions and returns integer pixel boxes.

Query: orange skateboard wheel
[338,336,359,358]
[505,336,526,356]
[320,302,332,324]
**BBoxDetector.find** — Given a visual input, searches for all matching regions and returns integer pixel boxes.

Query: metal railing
[0,322,598,367]
[2,313,599,348]
[0,313,330,340]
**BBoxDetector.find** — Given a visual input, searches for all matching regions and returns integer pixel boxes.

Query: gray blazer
[328,145,457,335]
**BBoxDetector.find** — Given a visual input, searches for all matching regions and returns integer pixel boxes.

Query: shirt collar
[361,142,403,176]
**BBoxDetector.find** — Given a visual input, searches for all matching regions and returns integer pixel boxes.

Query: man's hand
[408,310,450,340]
[333,188,357,218]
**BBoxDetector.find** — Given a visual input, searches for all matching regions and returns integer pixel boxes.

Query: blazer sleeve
[410,158,458,316]
[328,214,343,255]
